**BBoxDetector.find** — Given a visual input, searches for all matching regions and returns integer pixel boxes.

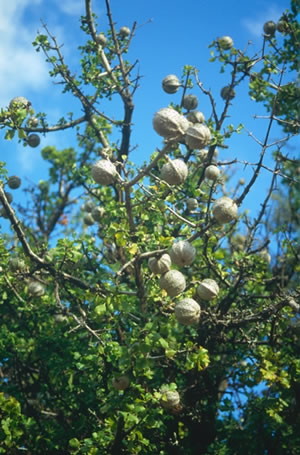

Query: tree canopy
[0,1,299,454]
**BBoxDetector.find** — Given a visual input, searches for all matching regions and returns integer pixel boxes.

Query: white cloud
[242,4,283,37]
[56,0,85,17]
[0,0,49,108]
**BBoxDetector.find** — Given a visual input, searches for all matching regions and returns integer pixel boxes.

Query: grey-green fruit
[182,94,198,110]
[27,117,39,127]
[28,281,45,297]
[197,279,219,301]
[218,36,234,50]
[231,234,247,251]
[205,165,220,181]
[220,86,236,100]
[153,108,189,139]
[83,214,95,226]
[277,20,288,34]
[96,33,107,46]
[91,159,117,185]
[186,198,198,211]
[258,249,271,264]
[185,124,211,149]
[160,159,188,185]
[162,75,181,94]
[112,375,130,390]
[161,390,180,409]
[9,258,26,272]
[169,240,196,267]
[119,26,130,38]
[263,21,276,36]
[212,197,238,224]
[83,201,94,212]
[27,134,40,148]
[159,270,186,297]
[196,148,219,162]
[186,110,205,124]
[174,298,200,325]
[148,254,172,275]
[91,206,105,222]
[54,314,68,323]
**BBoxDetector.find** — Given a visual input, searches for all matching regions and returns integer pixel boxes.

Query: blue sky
[0,0,298,244]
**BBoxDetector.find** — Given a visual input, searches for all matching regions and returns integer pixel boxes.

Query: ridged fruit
[182,94,198,110]
[91,159,117,185]
[197,279,219,301]
[159,270,186,297]
[148,254,172,274]
[153,108,189,139]
[162,75,181,94]
[27,134,40,148]
[185,124,211,149]
[28,281,45,297]
[7,176,21,189]
[205,165,220,181]
[212,197,238,224]
[160,159,188,185]
[169,240,196,267]
[218,36,233,50]
[174,298,201,325]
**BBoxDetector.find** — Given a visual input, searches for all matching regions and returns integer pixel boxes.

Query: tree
[0,0,299,453]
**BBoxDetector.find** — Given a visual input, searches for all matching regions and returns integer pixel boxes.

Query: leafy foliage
[0,1,299,454]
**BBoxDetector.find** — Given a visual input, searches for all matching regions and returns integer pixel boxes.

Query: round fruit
[258,249,271,264]
[148,253,172,275]
[212,197,238,224]
[28,281,45,297]
[186,198,198,211]
[8,258,26,272]
[182,94,198,110]
[231,234,246,251]
[205,165,220,181]
[277,20,288,34]
[159,270,186,297]
[185,124,211,149]
[83,201,94,212]
[119,26,130,38]
[169,240,196,267]
[153,108,189,139]
[27,117,39,128]
[27,134,40,148]
[91,159,117,185]
[91,206,105,222]
[197,279,219,301]
[161,390,180,409]
[96,33,107,46]
[174,298,201,325]
[9,96,31,111]
[112,375,130,390]
[263,21,276,36]
[239,178,245,185]
[196,148,219,162]
[83,214,94,226]
[162,75,181,94]
[220,86,236,100]
[186,110,205,124]
[218,36,234,50]
[160,159,188,185]
[54,314,68,323]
